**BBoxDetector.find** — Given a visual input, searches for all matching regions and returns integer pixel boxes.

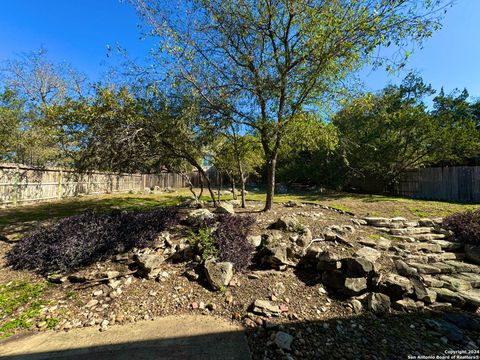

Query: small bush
[212,214,255,271]
[188,228,218,261]
[6,208,178,275]
[443,209,480,246]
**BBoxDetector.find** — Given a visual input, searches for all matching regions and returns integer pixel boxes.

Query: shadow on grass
[0,195,186,230]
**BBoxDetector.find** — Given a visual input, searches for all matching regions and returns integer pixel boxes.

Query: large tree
[0,48,88,166]
[131,0,450,210]
[333,75,480,188]
[0,89,22,161]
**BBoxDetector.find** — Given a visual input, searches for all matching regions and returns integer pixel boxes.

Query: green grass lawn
[0,188,478,233]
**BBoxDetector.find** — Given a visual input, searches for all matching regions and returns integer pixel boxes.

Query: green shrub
[188,228,218,260]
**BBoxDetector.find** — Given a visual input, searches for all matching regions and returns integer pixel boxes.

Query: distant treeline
[1,50,479,196]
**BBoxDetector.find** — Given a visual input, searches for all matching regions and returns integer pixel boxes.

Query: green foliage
[188,228,218,260]
[332,74,480,188]
[431,88,480,165]
[0,89,22,160]
[277,112,343,186]
[0,48,88,166]
[132,0,448,210]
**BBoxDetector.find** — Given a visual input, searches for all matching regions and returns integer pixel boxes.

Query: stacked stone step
[361,216,480,309]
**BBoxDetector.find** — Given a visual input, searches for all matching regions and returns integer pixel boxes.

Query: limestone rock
[409,277,428,301]
[366,292,391,314]
[359,237,391,250]
[355,247,381,263]
[378,273,414,300]
[351,299,363,314]
[431,240,463,251]
[252,299,282,316]
[204,260,234,291]
[394,260,419,278]
[343,257,374,276]
[187,209,215,225]
[444,260,480,274]
[296,227,312,247]
[432,287,466,307]
[408,262,443,275]
[134,253,164,279]
[317,251,342,271]
[438,275,472,292]
[247,235,262,247]
[215,203,235,214]
[260,245,296,268]
[321,270,346,290]
[342,277,368,296]
[389,227,434,236]
[270,215,300,231]
[393,298,423,312]
[458,289,480,308]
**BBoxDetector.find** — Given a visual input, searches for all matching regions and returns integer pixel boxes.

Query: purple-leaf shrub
[443,209,480,246]
[212,214,255,271]
[6,208,178,275]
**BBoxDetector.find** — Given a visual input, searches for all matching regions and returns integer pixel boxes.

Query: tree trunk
[196,166,217,207]
[263,155,277,211]
[198,174,204,199]
[238,162,246,208]
[217,171,222,204]
[230,176,237,199]
[181,172,198,202]
[240,176,246,208]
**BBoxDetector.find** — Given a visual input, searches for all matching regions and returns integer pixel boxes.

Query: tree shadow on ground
[0,309,478,360]
[0,196,184,237]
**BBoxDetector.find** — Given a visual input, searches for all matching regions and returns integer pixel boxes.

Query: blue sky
[0,0,479,98]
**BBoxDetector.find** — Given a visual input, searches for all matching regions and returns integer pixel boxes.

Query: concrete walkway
[0,315,251,360]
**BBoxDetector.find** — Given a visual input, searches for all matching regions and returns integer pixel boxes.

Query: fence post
[12,165,20,207]
[58,169,63,199]
[87,173,91,195]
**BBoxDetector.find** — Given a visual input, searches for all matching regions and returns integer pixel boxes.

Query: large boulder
[295,226,312,247]
[355,247,381,263]
[394,260,419,278]
[204,260,234,290]
[341,277,368,296]
[187,209,215,226]
[321,270,346,290]
[270,215,300,232]
[134,253,164,279]
[260,245,296,268]
[366,292,391,314]
[343,257,374,276]
[317,251,342,271]
[215,203,235,214]
[377,273,414,300]
[247,235,262,248]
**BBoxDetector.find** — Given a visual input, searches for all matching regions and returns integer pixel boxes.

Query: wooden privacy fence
[0,163,197,207]
[394,166,480,203]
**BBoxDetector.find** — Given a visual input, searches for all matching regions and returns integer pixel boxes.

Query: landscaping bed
[1,198,479,359]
